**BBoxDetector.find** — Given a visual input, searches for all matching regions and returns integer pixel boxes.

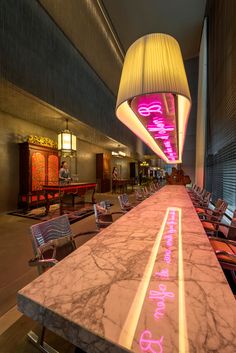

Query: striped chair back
[228,210,236,240]
[118,194,131,210]
[93,202,108,223]
[218,200,228,215]
[135,189,143,201]
[30,215,76,267]
[31,215,73,250]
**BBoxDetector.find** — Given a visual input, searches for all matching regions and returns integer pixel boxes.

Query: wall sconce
[118,151,126,157]
[58,119,77,157]
[112,151,119,156]
[116,33,191,164]
[140,161,149,167]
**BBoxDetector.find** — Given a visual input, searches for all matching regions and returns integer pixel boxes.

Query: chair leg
[27,327,59,353]
[74,347,87,353]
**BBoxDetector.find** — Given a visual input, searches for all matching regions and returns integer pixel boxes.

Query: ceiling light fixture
[116,33,191,164]
[58,119,77,157]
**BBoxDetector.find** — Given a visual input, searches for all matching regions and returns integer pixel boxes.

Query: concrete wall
[0,0,137,152]
[182,57,199,183]
[0,111,110,212]
[111,157,130,179]
[0,111,55,212]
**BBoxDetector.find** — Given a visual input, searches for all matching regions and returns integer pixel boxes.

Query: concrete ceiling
[0,79,127,152]
[102,0,206,59]
[39,0,206,95]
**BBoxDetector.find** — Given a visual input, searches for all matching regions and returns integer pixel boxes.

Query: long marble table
[17,186,236,353]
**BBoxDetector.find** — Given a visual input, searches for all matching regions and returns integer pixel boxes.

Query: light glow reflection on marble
[118,208,170,349]
[137,208,189,353]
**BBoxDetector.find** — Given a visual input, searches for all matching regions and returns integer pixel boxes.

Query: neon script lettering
[139,330,164,353]
[138,102,163,117]
[135,96,178,162]
[155,268,169,279]
[149,284,175,320]
[139,210,178,353]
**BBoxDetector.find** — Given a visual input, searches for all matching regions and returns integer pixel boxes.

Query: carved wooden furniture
[43,182,97,215]
[112,179,129,193]
[18,141,59,209]
[96,153,111,192]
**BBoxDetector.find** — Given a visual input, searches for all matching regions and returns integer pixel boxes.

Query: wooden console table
[43,182,96,215]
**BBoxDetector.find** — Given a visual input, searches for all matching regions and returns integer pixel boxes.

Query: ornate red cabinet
[18,140,59,208]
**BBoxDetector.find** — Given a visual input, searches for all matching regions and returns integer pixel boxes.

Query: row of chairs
[189,184,236,292]
[94,181,161,229]
[30,187,155,272]
[135,181,160,201]
[27,197,131,350]
[26,184,160,350]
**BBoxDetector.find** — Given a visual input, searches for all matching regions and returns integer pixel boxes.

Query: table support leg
[27,328,59,353]
[74,347,87,353]
[91,188,96,203]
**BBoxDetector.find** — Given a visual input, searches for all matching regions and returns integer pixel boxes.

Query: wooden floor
[0,315,75,353]
[0,191,136,351]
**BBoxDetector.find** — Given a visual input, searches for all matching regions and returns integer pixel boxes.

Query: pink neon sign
[131,93,178,162]
[139,209,178,353]
[140,331,164,353]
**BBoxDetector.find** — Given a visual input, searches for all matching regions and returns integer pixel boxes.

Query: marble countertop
[17,186,236,353]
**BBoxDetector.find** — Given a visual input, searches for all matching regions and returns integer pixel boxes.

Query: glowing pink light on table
[139,330,164,353]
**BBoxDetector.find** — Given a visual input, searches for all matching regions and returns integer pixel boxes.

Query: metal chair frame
[27,214,80,353]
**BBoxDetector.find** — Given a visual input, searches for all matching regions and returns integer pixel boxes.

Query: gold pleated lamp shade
[116,33,191,164]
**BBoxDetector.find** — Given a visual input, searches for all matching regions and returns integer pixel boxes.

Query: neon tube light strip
[118,209,170,348]
[118,208,189,352]
[178,208,189,353]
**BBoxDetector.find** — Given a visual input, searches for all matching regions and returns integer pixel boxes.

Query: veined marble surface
[17,186,236,353]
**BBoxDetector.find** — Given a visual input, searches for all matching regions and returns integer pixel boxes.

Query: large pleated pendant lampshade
[116,33,191,164]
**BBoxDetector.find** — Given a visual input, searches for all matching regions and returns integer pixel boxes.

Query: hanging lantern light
[116,33,191,164]
[58,119,77,157]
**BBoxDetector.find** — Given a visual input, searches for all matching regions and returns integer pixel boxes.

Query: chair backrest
[203,191,211,203]
[30,215,76,268]
[218,200,228,214]
[228,210,236,240]
[143,186,149,196]
[149,183,155,193]
[118,194,130,210]
[31,215,73,252]
[215,198,223,208]
[200,189,206,198]
[118,195,124,210]
[122,193,129,205]
[230,210,236,227]
[93,202,107,223]
[211,200,228,222]
[153,182,159,190]
[135,189,143,200]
